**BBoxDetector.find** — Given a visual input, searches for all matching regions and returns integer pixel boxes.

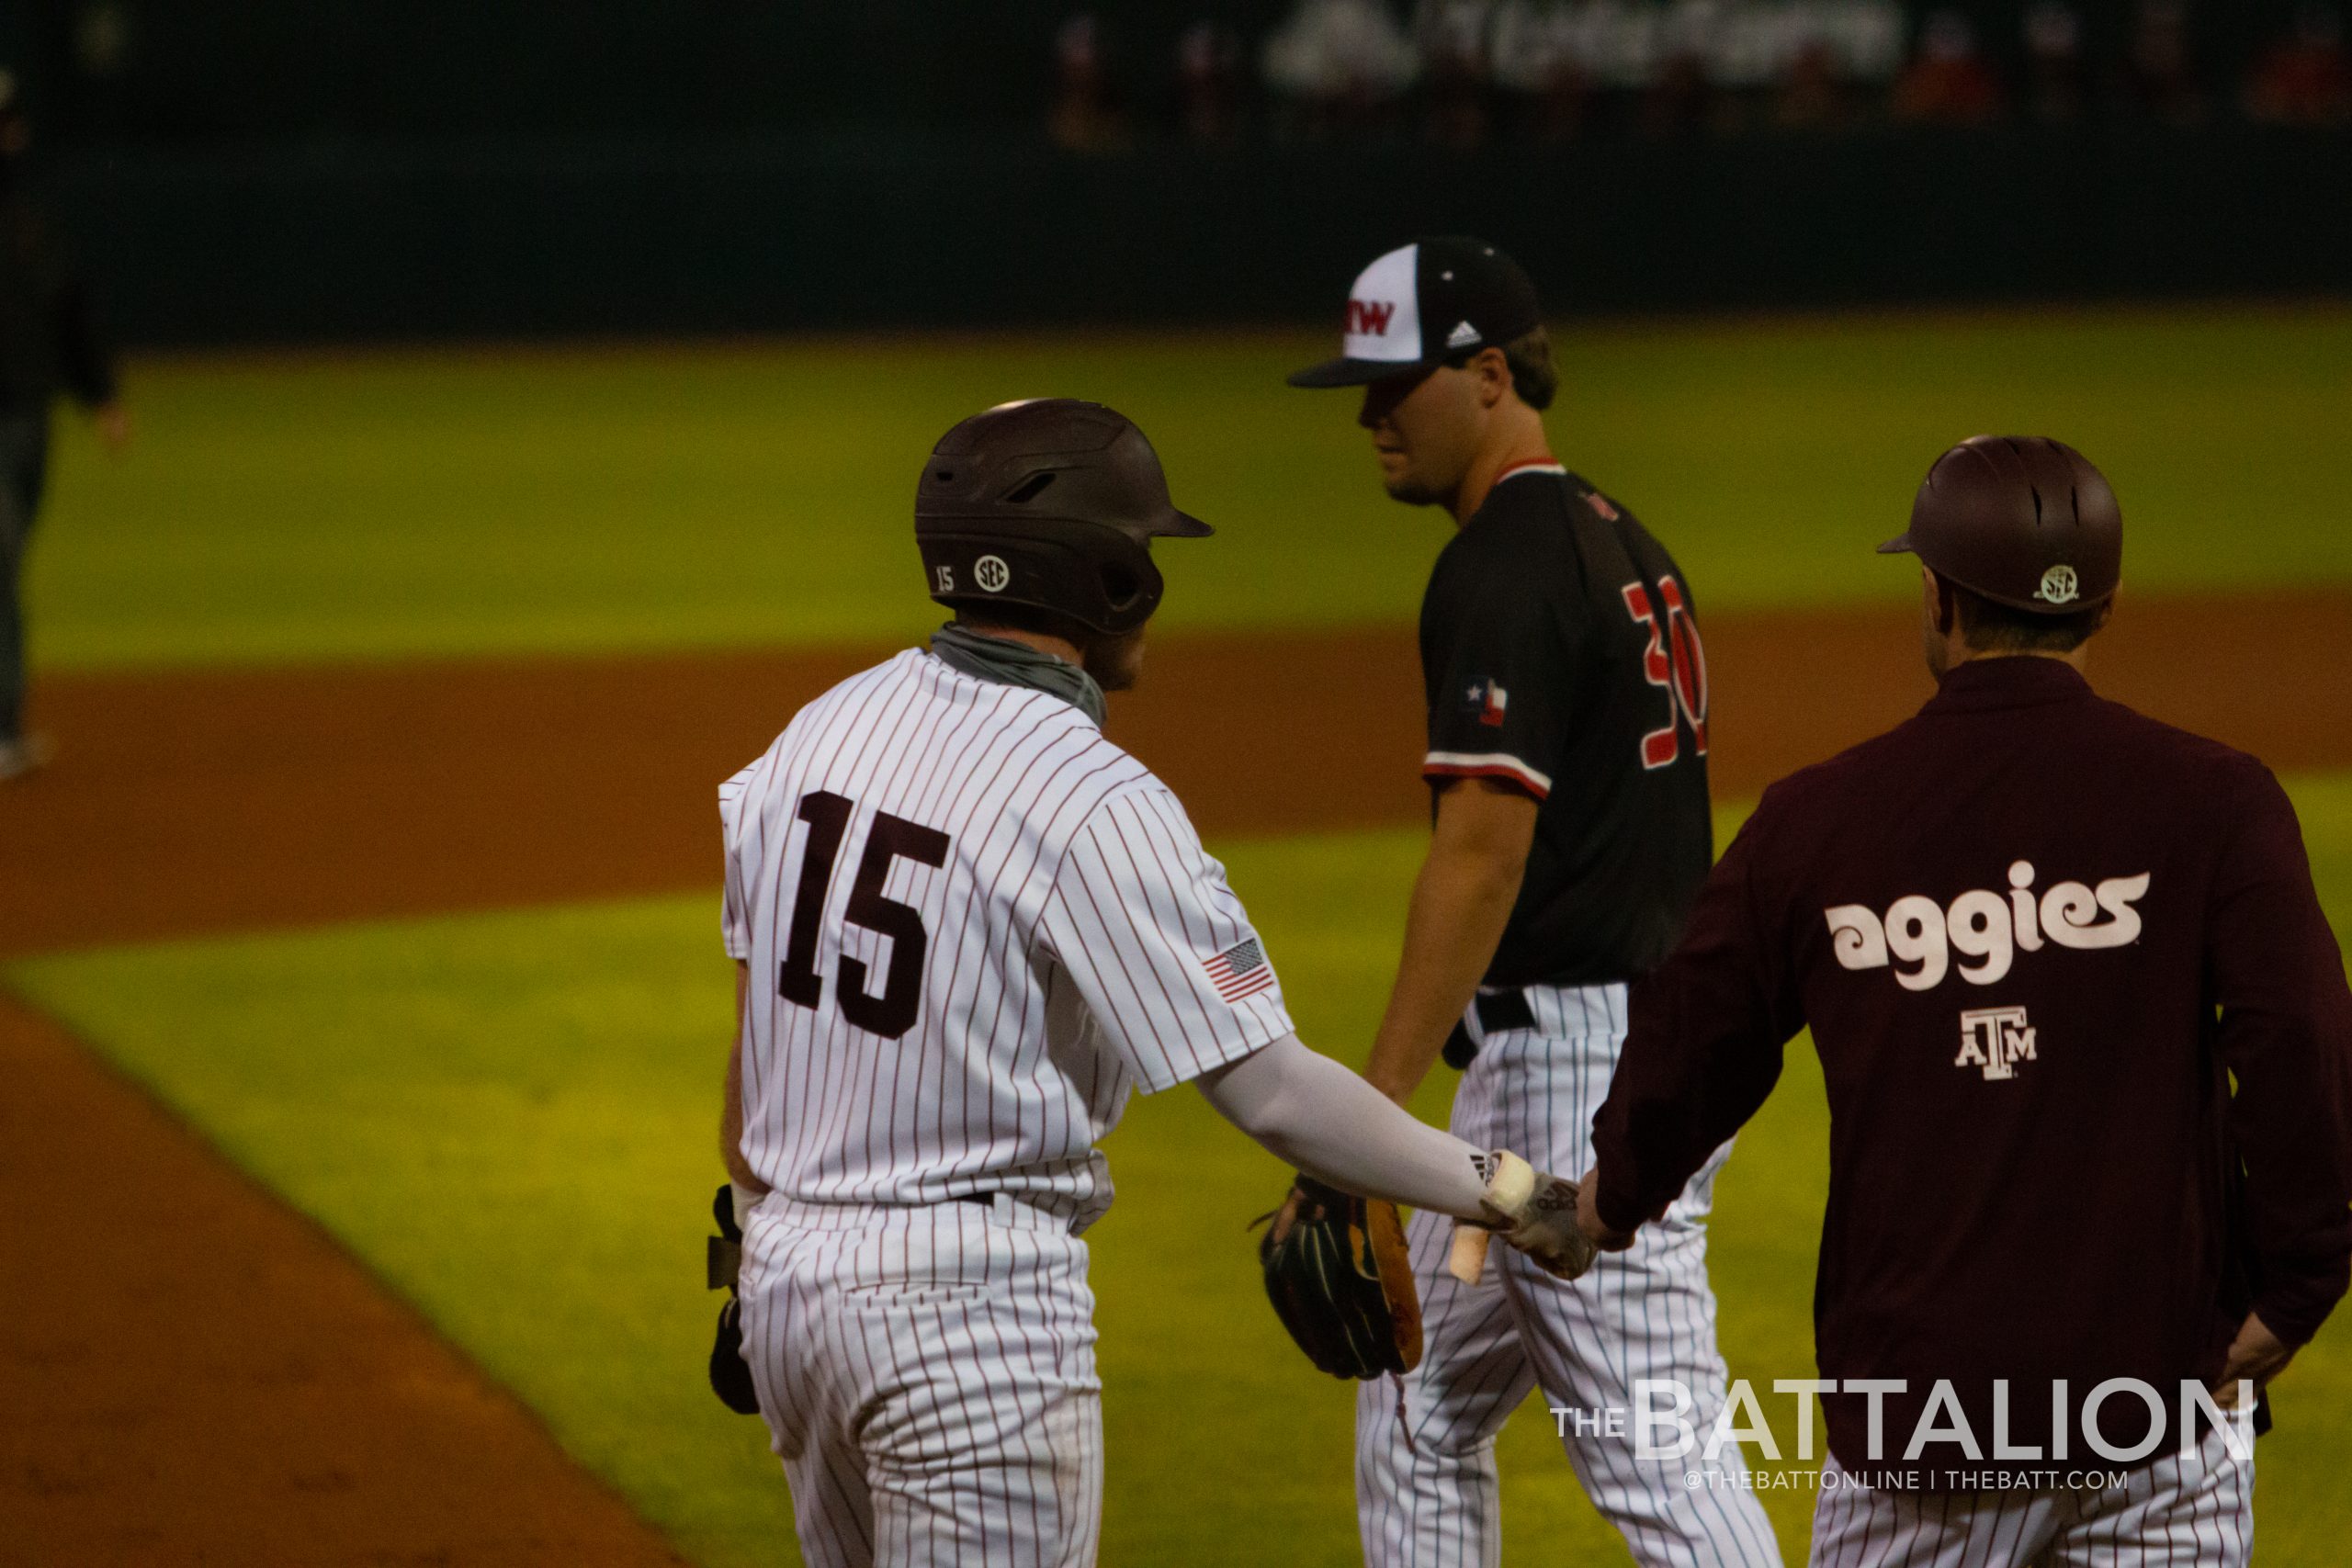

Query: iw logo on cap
[1346,299,1396,336]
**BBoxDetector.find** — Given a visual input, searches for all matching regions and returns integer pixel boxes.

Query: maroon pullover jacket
[1592,656,2352,1483]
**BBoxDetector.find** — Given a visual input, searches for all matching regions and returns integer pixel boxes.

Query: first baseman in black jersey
[1288,238,1779,1567]
[1416,446,1713,992]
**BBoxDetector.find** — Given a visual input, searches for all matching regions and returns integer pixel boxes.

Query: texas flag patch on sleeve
[1463,678,1509,728]
[1203,937,1277,1003]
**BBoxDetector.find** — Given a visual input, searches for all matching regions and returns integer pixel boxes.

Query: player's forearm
[2224,1006,2352,1346]
[720,1039,768,1194]
[1362,840,1523,1102]
[2205,780,2352,1346]
[1198,1034,1491,1220]
[1590,855,1791,1233]
[720,967,771,1196]
[51,278,120,410]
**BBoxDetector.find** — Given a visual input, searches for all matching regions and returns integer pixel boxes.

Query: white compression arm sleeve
[1195,1033,1492,1221]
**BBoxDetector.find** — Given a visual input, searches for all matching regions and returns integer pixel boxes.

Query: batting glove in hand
[1478,1151,1598,1280]
[706,1183,762,1416]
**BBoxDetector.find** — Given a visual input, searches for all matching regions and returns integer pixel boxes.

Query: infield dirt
[4,591,2346,1562]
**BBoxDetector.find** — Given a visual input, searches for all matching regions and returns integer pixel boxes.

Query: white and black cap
[1288,237,1544,389]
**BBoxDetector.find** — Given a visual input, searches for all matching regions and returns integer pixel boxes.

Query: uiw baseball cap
[1288,237,1544,389]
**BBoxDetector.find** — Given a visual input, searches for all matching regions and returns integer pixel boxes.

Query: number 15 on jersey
[777,791,954,1040]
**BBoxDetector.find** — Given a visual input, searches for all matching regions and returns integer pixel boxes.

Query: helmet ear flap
[918,525,1163,637]
[1094,531,1163,630]
[1099,559,1143,615]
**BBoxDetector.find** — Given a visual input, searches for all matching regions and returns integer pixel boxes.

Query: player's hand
[1577,1170,1636,1253]
[1476,1151,1596,1280]
[2211,1312,2295,1406]
[93,402,132,454]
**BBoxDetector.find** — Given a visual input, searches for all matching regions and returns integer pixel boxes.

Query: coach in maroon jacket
[1579,435,2352,1562]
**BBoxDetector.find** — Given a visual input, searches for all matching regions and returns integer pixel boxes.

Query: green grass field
[14,782,2352,1566]
[15,310,2352,1563]
[30,304,2352,669]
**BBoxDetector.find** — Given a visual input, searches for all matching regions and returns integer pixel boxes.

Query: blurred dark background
[4,0,2347,342]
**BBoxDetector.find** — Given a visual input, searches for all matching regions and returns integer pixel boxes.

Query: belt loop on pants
[947,1190,1082,1235]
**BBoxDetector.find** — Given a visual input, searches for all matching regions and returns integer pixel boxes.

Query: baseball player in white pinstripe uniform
[714,399,1602,1568]
[1288,240,1781,1566]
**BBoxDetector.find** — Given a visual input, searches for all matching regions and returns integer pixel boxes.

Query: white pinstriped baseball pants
[1358,982,1782,1567]
[1808,1425,2253,1566]
[738,1195,1103,1568]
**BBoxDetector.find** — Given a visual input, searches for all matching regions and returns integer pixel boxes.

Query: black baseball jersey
[1419,460,1713,987]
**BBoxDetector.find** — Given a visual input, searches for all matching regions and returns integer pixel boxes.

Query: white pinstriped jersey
[721,649,1293,1229]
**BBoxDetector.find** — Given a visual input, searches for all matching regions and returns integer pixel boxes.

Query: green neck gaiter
[928,623,1107,728]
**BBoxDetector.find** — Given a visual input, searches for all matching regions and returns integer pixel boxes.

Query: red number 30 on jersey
[1621,576,1709,769]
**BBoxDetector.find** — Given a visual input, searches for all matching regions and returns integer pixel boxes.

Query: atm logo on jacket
[1824,861,2150,991]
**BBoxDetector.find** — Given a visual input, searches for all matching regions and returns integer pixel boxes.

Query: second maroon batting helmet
[1879,435,2121,613]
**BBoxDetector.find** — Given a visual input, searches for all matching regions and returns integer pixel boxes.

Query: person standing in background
[1286,236,1779,1568]
[1582,437,2352,1563]
[0,69,128,782]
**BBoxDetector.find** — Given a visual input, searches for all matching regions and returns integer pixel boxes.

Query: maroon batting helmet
[914,399,1212,637]
[1880,436,2121,613]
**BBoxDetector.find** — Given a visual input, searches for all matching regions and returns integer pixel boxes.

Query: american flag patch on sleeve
[1202,936,1276,1003]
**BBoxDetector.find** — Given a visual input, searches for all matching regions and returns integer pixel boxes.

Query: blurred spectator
[1176,21,1247,143]
[0,72,129,783]
[1262,0,1420,135]
[1892,11,2003,123]
[1642,48,1724,134]
[2245,5,2352,124]
[1774,39,1852,128]
[1769,1,1908,127]
[1819,1,1910,85]
[1049,15,1131,152]
[1489,0,1593,139]
[1416,0,1494,146]
[2023,2,2089,120]
[1648,0,1746,132]
[2120,0,2204,120]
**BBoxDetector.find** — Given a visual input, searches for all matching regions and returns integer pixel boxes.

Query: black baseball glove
[1255,1174,1424,1380]
[707,1183,761,1416]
